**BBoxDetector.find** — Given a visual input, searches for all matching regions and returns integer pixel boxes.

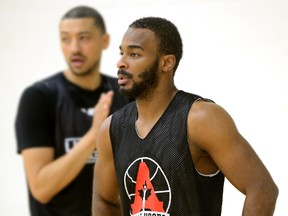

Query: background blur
[1,0,287,215]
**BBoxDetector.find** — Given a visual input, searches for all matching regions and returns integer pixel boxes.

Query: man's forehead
[60,18,96,33]
[124,28,154,38]
[121,28,157,48]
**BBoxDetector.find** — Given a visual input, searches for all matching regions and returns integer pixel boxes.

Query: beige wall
[1,0,287,215]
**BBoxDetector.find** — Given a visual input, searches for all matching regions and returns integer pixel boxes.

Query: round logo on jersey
[124,157,171,216]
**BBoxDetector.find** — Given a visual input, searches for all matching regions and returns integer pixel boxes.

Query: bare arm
[92,116,121,216]
[188,101,278,215]
[22,91,113,203]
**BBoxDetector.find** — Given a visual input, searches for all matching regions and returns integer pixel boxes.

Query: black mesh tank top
[110,90,224,216]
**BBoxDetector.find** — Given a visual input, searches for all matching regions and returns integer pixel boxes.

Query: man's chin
[119,88,131,97]
[71,69,91,77]
[120,88,140,99]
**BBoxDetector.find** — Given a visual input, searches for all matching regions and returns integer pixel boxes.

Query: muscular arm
[188,101,278,215]
[92,116,121,216]
[22,91,113,203]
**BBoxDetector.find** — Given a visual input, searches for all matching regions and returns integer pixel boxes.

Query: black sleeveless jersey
[110,91,224,216]
[15,72,131,216]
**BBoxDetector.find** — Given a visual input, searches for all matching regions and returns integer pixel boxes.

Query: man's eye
[130,53,138,57]
[80,36,90,41]
[61,38,70,43]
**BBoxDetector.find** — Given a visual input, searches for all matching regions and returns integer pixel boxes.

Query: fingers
[97,90,113,113]
[92,91,114,130]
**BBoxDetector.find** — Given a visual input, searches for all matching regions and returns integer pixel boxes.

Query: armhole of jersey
[195,168,221,178]
[190,96,220,178]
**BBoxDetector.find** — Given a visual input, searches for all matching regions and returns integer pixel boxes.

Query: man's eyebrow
[60,31,92,35]
[119,45,144,51]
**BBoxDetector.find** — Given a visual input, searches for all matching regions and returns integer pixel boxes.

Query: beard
[118,58,160,99]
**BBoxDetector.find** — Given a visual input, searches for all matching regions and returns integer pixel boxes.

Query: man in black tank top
[15,6,131,216]
[92,17,278,215]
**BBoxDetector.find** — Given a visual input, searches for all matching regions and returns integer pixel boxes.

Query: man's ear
[102,33,110,50]
[161,54,176,72]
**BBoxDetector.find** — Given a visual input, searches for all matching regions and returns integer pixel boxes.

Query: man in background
[15,5,130,216]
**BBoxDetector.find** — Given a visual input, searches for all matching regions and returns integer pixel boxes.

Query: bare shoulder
[97,115,112,145]
[97,115,113,157]
[189,99,233,124]
[99,115,113,132]
[188,100,238,147]
[188,100,235,133]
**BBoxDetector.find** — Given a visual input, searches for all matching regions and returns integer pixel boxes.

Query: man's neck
[136,88,178,121]
[134,88,178,139]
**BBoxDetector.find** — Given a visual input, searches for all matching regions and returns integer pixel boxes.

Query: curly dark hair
[61,5,106,34]
[129,17,183,74]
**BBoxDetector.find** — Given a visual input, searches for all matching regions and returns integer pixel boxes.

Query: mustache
[117,69,133,79]
[71,53,83,57]
[70,54,85,61]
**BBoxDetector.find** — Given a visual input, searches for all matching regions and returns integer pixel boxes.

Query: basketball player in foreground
[92,17,278,215]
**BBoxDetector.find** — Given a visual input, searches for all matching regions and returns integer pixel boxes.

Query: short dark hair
[129,17,183,73]
[62,5,106,33]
